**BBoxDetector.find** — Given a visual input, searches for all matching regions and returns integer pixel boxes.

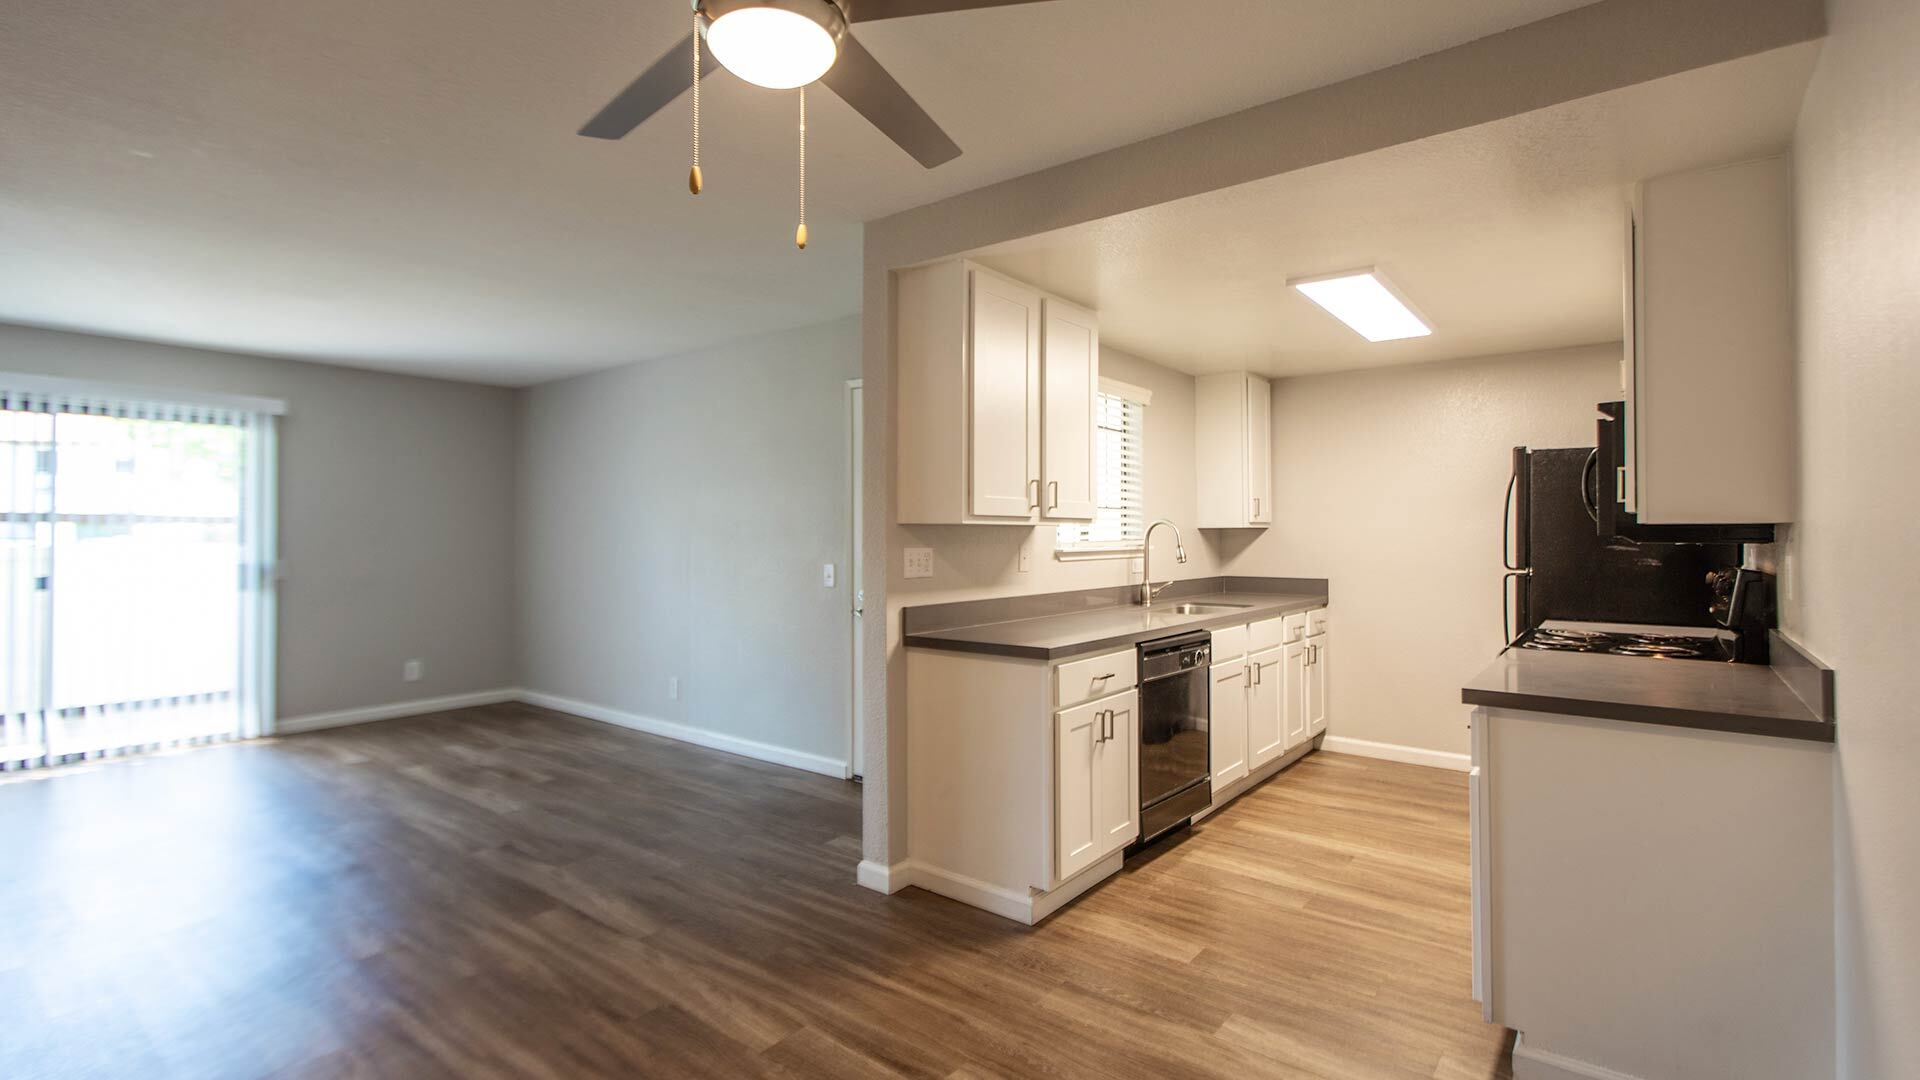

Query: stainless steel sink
[1157,602,1251,615]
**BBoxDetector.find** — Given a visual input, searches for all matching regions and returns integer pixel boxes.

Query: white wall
[1775,0,1920,1072]
[0,323,519,721]
[1226,345,1619,758]
[891,346,1218,611]
[516,317,861,774]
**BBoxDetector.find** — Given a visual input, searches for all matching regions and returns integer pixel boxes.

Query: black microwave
[1593,401,1774,545]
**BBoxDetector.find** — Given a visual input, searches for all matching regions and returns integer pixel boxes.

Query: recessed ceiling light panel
[1289,269,1432,342]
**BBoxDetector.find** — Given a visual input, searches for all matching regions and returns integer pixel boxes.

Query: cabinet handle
[1105,709,1113,741]
[1253,497,1261,520]
[1029,478,1040,511]
[1047,480,1059,510]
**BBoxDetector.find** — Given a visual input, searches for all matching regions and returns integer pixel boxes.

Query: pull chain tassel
[795,85,808,250]
[689,11,703,195]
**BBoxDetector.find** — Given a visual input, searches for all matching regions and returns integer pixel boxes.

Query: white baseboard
[515,689,849,780]
[1512,1034,1646,1080]
[1321,734,1470,772]
[275,688,518,735]
[856,859,910,895]
[903,861,1037,924]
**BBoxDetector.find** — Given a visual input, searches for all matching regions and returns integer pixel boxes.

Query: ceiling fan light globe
[704,4,841,90]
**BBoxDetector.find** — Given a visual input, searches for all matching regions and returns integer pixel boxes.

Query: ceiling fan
[578,0,1061,170]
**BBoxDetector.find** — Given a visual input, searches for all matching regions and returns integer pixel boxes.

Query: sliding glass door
[2,380,276,769]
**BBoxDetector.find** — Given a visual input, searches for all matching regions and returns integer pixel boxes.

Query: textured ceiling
[969,43,1820,379]
[0,0,1602,384]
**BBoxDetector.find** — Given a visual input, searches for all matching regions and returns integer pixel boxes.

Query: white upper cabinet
[1195,372,1273,528]
[969,271,1042,519]
[1040,298,1099,522]
[895,261,1099,525]
[1626,156,1795,524]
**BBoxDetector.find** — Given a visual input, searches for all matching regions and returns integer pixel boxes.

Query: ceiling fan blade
[819,35,961,168]
[848,0,1060,21]
[579,32,710,140]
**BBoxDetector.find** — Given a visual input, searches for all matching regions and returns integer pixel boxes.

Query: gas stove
[1512,620,1737,663]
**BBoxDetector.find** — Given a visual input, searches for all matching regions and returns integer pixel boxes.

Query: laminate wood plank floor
[0,702,1512,1080]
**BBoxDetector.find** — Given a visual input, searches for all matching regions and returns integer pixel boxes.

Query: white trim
[0,370,288,415]
[1321,734,1470,772]
[517,689,849,779]
[1098,375,1153,406]
[907,861,1039,922]
[276,688,518,734]
[856,859,909,894]
[1053,544,1143,562]
[1512,1035,1647,1080]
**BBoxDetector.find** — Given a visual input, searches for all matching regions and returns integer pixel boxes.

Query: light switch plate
[904,547,934,579]
[822,563,836,587]
[1017,536,1032,574]
[402,659,423,682]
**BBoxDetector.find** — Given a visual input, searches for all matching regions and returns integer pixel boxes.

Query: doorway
[845,379,864,781]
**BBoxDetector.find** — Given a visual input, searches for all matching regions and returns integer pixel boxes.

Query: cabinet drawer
[1282,612,1308,644]
[1307,607,1329,636]
[1055,648,1136,709]
[1248,616,1284,652]
[1211,623,1248,661]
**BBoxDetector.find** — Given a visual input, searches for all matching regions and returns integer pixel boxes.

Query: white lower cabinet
[1305,631,1328,736]
[1055,690,1138,883]
[1247,645,1286,767]
[1283,638,1309,748]
[1210,660,1249,788]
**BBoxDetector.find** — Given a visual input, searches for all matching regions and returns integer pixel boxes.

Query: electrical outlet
[904,546,934,579]
[402,659,423,682]
[823,563,836,587]
[668,676,679,701]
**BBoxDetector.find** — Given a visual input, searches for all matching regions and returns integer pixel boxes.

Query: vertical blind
[1,377,277,770]
[1056,389,1146,553]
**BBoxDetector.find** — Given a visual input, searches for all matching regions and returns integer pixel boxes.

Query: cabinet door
[1306,634,1328,735]
[968,270,1040,519]
[1054,697,1102,881]
[1040,299,1098,522]
[1282,639,1308,748]
[1094,691,1140,856]
[1247,646,1285,767]
[1245,373,1272,524]
[1210,661,1249,789]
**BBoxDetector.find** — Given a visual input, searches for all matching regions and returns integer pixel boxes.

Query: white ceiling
[0,0,1604,385]
[970,42,1820,379]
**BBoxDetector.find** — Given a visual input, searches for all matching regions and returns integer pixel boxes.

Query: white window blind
[1056,389,1146,555]
[1,377,277,770]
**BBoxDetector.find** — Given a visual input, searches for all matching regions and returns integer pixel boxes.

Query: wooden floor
[1,703,1512,1080]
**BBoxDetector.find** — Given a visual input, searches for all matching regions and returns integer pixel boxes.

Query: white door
[1247,645,1285,767]
[1055,697,1103,881]
[1282,638,1308,748]
[1094,691,1140,854]
[968,270,1039,519]
[1210,661,1249,789]
[1306,634,1328,736]
[1040,298,1097,522]
[1246,374,1272,524]
[847,381,864,780]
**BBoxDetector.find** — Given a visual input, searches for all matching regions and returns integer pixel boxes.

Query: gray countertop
[1462,647,1833,742]
[903,587,1328,661]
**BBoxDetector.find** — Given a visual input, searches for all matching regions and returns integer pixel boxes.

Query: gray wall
[1226,345,1621,758]
[0,323,518,721]
[1776,0,1920,1072]
[515,316,861,771]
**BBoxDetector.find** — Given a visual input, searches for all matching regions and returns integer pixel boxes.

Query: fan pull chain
[688,10,703,195]
[795,85,809,250]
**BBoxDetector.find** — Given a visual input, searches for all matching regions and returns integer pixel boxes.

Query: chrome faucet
[1139,519,1188,606]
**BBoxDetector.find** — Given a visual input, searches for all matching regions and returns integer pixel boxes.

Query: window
[1056,380,1148,557]
[2,375,280,770]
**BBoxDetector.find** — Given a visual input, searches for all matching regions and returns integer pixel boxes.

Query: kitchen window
[1056,378,1149,558]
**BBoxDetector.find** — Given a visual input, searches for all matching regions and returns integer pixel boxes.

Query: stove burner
[1609,642,1709,659]
[1514,626,1733,662]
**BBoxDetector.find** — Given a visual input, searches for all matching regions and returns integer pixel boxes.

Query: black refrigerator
[1503,446,1738,644]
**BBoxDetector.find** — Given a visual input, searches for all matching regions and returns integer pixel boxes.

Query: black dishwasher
[1137,630,1212,843]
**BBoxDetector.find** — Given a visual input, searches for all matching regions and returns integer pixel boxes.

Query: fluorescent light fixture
[1289,268,1432,342]
[704,3,841,90]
